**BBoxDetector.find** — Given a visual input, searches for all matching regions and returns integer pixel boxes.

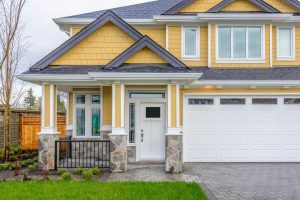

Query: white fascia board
[153,15,201,23]
[54,17,156,25]
[17,74,91,82]
[89,72,202,80]
[192,80,300,87]
[197,13,293,22]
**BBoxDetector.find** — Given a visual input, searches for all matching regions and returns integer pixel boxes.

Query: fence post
[54,141,57,170]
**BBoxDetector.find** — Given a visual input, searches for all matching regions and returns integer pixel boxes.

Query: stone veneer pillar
[39,84,59,171]
[166,134,183,173]
[109,134,127,173]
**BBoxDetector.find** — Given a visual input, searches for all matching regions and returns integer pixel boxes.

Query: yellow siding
[171,84,177,128]
[221,0,263,12]
[125,47,167,64]
[44,85,50,127]
[180,87,300,126]
[179,0,223,12]
[73,88,100,92]
[68,92,73,125]
[115,84,121,128]
[264,0,297,13]
[135,26,166,47]
[168,26,208,67]
[54,85,57,127]
[126,85,167,89]
[103,86,112,125]
[71,28,81,36]
[51,22,135,66]
[211,24,270,68]
[273,26,300,66]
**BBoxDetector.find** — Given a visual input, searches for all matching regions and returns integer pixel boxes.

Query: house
[18,0,300,173]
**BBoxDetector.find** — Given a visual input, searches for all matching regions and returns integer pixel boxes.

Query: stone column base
[109,134,127,173]
[39,133,59,171]
[166,135,183,173]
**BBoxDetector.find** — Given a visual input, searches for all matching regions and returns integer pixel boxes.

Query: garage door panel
[184,95,300,162]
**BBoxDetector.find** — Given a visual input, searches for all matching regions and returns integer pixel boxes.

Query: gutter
[192,80,300,87]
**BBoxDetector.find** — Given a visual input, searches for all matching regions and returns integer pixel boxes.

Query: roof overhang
[17,72,203,85]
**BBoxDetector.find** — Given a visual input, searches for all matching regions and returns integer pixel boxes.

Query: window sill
[181,57,200,61]
[276,57,296,61]
[216,59,265,64]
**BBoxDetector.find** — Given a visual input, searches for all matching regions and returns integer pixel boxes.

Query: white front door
[140,103,166,161]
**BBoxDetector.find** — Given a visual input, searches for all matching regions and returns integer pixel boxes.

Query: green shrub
[8,155,17,162]
[61,172,72,181]
[0,162,12,170]
[9,146,21,156]
[74,167,84,175]
[91,167,100,175]
[57,168,67,176]
[28,163,38,172]
[0,149,3,160]
[82,170,94,181]
[22,153,34,160]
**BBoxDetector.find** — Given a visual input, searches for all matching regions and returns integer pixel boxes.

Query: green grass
[0,181,208,200]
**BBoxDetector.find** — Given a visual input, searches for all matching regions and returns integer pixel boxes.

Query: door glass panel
[76,95,85,104]
[252,98,277,104]
[129,103,135,143]
[130,92,165,98]
[76,108,85,136]
[92,108,100,136]
[284,98,300,104]
[146,107,160,118]
[92,95,101,104]
[189,99,214,105]
[221,98,246,105]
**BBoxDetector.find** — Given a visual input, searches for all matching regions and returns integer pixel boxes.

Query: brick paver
[104,163,300,200]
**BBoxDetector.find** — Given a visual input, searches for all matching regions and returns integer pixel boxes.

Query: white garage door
[183,96,300,162]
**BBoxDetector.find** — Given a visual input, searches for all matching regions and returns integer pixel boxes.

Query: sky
[20,0,153,98]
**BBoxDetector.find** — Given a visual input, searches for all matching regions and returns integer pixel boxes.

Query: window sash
[217,26,263,60]
[183,27,199,58]
[278,27,294,59]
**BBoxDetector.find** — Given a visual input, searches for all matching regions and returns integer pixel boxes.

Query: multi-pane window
[189,99,214,105]
[277,27,294,59]
[75,94,101,137]
[218,26,262,60]
[182,27,199,59]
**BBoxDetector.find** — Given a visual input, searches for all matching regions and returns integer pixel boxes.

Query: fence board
[20,115,66,151]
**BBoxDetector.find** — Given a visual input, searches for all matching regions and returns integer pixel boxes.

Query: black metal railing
[55,140,110,170]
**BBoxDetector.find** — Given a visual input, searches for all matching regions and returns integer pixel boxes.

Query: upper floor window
[182,27,200,59]
[217,26,263,61]
[277,27,295,60]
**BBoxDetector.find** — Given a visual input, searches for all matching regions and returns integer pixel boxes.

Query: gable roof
[163,0,300,14]
[105,35,189,70]
[207,0,280,13]
[30,10,143,71]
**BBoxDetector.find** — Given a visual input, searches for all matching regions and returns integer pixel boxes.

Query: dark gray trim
[105,36,189,70]
[283,0,300,10]
[207,0,280,13]
[163,0,195,14]
[30,10,143,71]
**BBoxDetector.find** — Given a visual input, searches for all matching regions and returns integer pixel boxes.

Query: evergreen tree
[23,88,36,110]
[57,92,66,112]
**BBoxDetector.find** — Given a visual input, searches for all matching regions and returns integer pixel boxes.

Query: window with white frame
[277,27,295,59]
[182,27,200,59]
[217,26,263,60]
[75,93,101,137]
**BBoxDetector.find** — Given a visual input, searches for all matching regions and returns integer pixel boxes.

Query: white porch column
[166,82,183,173]
[39,83,59,171]
[109,82,127,173]
[65,92,74,136]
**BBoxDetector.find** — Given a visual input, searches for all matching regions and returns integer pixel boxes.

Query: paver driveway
[104,163,300,200]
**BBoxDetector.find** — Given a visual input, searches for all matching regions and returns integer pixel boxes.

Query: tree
[23,88,36,110]
[0,0,27,162]
[57,92,66,113]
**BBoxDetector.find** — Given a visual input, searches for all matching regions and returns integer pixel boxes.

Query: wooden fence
[20,115,66,151]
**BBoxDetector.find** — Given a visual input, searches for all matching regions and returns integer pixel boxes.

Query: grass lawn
[0,181,208,200]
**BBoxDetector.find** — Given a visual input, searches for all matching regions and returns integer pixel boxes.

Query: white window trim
[276,26,295,61]
[181,26,200,60]
[216,25,265,63]
[73,92,102,139]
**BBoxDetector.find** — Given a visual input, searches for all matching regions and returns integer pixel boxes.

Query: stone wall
[110,135,127,173]
[165,135,183,173]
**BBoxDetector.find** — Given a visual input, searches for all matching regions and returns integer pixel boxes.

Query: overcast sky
[20,0,153,97]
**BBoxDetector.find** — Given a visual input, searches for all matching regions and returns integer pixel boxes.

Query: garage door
[183,96,300,162]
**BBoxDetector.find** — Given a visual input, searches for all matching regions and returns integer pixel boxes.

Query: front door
[140,103,166,161]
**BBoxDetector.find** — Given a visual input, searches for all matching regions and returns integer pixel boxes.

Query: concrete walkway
[102,163,300,200]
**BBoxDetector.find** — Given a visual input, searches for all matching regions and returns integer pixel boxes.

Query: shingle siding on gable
[124,47,167,64]
[221,0,263,12]
[179,0,223,13]
[51,22,135,66]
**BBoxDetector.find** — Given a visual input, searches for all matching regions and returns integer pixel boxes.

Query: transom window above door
[129,92,165,99]
[217,26,263,61]
[75,93,101,137]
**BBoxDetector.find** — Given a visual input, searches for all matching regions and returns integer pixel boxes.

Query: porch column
[109,82,127,173]
[39,83,59,171]
[166,82,183,173]
[65,92,73,137]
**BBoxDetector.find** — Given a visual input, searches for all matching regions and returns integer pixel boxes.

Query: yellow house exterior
[18,0,300,173]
